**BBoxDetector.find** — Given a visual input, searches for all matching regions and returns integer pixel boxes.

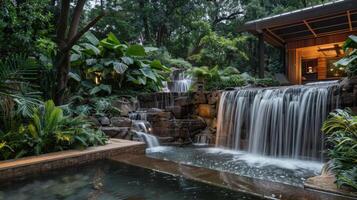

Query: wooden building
[238,0,357,84]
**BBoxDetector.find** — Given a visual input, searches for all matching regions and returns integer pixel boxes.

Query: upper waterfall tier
[216,83,340,161]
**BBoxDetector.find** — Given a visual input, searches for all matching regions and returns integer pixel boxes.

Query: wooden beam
[258,34,265,78]
[347,11,353,31]
[266,28,285,44]
[303,20,317,37]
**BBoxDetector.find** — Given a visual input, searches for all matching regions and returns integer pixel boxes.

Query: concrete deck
[0,139,145,180]
[305,175,357,199]
[110,153,355,200]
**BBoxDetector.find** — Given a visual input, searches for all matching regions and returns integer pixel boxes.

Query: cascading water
[129,111,160,148]
[169,71,192,93]
[216,82,339,161]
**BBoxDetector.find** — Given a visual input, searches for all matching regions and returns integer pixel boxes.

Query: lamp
[94,72,102,85]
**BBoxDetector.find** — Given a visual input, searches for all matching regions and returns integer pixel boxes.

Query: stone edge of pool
[0,139,145,181]
[110,153,356,200]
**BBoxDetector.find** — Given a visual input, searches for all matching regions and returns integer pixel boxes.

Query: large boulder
[110,117,132,127]
[100,127,131,139]
[197,104,216,118]
[98,116,110,126]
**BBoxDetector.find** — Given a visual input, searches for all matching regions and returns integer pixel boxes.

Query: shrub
[205,74,246,90]
[253,78,280,87]
[322,109,357,190]
[0,100,108,160]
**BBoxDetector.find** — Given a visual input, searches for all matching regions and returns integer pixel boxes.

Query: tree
[54,0,105,105]
[0,0,53,57]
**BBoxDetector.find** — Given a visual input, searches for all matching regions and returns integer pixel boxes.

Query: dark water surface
[0,160,262,200]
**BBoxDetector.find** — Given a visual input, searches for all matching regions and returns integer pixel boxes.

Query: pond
[146,146,323,187]
[0,160,262,200]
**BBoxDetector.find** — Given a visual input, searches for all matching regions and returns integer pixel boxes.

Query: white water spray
[216,83,339,161]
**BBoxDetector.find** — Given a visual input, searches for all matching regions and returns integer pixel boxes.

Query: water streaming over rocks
[168,71,192,93]
[216,82,340,161]
[163,70,192,93]
[129,111,160,148]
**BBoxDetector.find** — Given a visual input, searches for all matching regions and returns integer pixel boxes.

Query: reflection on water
[0,160,261,200]
[146,146,323,187]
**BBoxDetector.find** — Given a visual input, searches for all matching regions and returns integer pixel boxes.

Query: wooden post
[258,33,265,78]
[281,47,286,74]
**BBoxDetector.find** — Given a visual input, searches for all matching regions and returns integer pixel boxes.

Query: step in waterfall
[216,82,340,161]
[129,111,160,148]
[162,70,192,93]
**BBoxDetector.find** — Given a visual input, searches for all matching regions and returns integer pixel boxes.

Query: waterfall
[216,82,339,161]
[164,70,192,93]
[194,134,212,145]
[129,111,160,148]
[135,131,160,148]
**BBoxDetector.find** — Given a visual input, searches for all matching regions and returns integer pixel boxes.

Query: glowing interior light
[307,66,313,73]
[94,72,102,85]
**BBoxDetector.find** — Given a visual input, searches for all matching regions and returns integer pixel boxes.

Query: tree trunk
[53,0,104,105]
[139,0,151,43]
[54,52,70,105]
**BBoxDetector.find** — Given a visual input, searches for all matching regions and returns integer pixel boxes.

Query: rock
[110,117,132,127]
[150,118,206,138]
[100,127,130,139]
[211,118,217,129]
[146,111,172,121]
[207,91,220,105]
[174,96,191,106]
[147,108,163,113]
[98,116,110,126]
[194,92,207,104]
[197,104,216,118]
[165,106,190,119]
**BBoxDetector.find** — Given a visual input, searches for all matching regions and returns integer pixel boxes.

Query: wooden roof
[238,0,357,47]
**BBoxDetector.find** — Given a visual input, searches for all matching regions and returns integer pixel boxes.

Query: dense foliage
[0,100,107,160]
[322,109,357,190]
[335,35,357,77]
[0,0,53,57]
[71,32,170,94]
[88,0,333,74]
[188,66,279,90]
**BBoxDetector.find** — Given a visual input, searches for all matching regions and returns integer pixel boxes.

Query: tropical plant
[70,32,171,94]
[322,109,357,190]
[188,66,246,90]
[334,35,357,77]
[0,54,42,131]
[0,100,108,160]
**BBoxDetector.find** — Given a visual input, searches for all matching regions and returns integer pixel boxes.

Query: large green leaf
[82,43,100,55]
[140,67,157,81]
[335,54,357,66]
[107,32,120,45]
[85,58,97,66]
[70,54,81,62]
[68,72,81,82]
[87,64,104,73]
[343,35,357,50]
[99,84,112,94]
[99,39,115,49]
[113,62,128,74]
[121,56,134,65]
[89,84,112,95]
[150,59,170,71]
[126,45,146,56]
[85,32,99,46]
